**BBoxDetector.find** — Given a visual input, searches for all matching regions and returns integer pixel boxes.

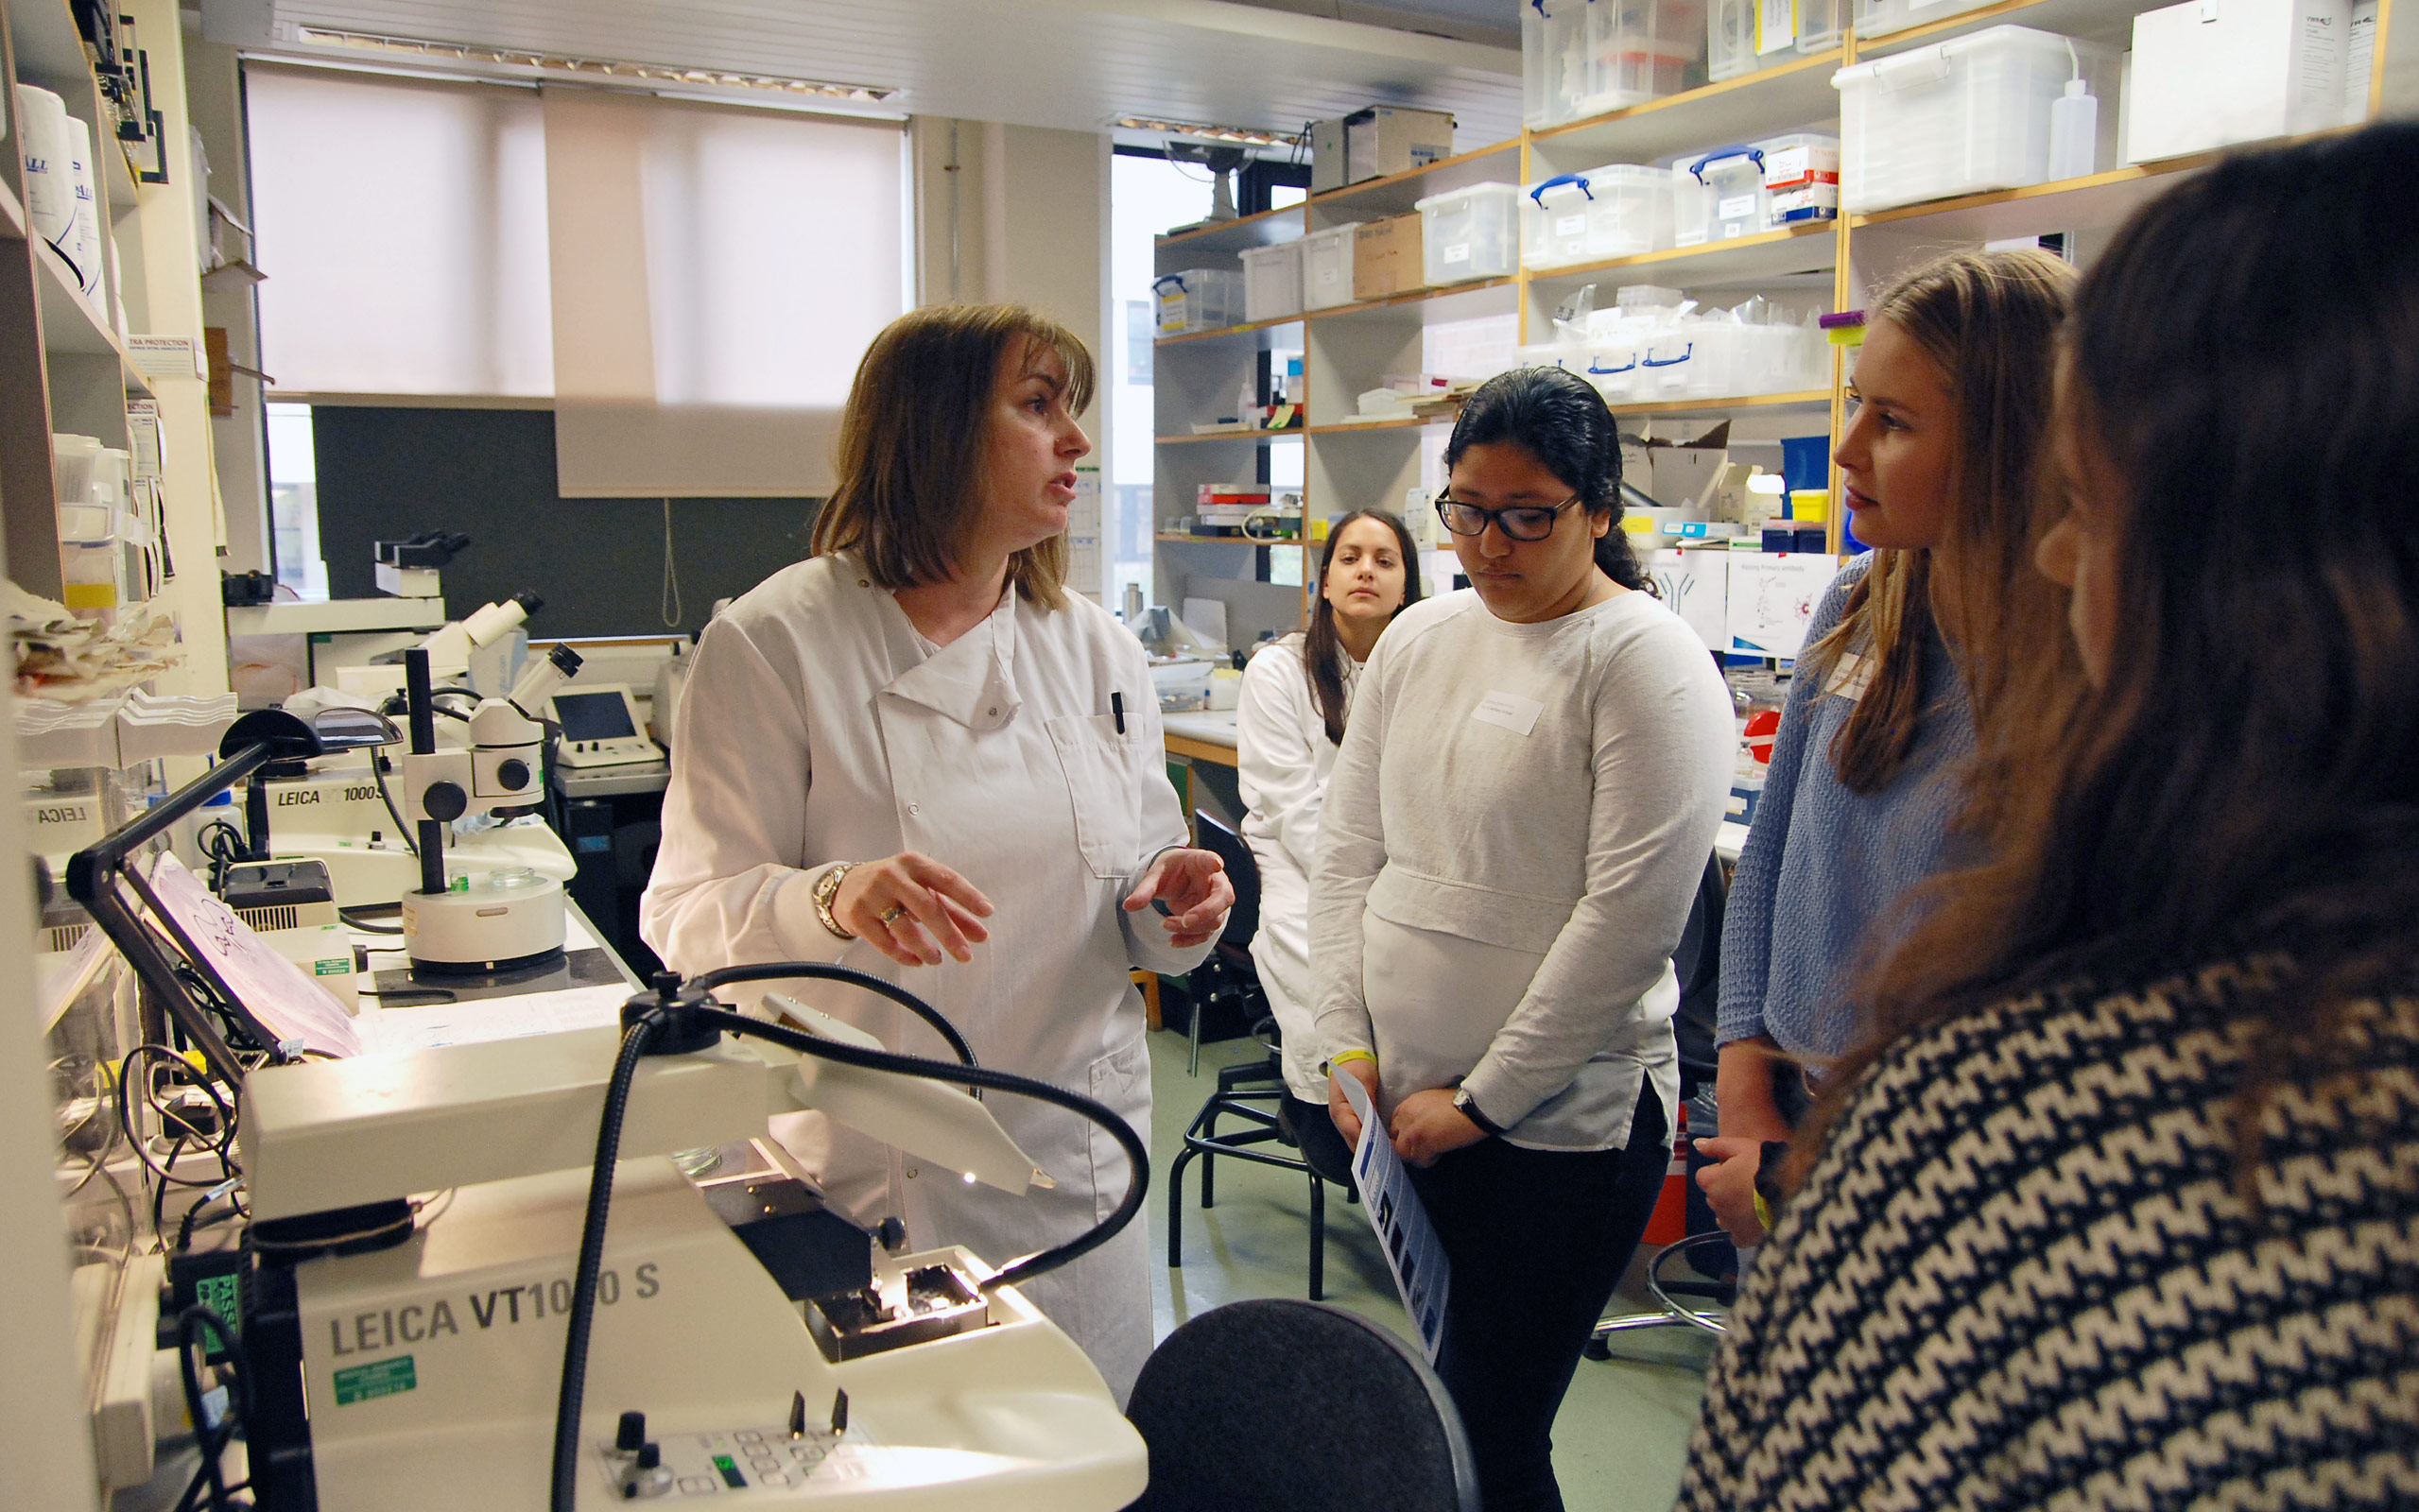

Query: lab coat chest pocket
[1045,713,1150,880]
[1084,1037,1151,1224]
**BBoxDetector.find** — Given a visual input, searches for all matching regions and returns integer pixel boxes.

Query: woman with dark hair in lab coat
[642,302,1233,1403]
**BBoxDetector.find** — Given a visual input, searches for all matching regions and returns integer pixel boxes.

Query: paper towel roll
[60,112,105,311]
[13,85,72,247]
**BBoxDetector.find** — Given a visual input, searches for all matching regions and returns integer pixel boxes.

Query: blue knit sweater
[1716,557,1976,1060]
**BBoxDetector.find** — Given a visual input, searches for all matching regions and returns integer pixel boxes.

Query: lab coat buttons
[907,1165,920,1178]
[908,802,922,816]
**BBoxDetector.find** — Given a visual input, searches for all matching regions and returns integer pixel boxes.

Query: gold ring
[879,904,907,925]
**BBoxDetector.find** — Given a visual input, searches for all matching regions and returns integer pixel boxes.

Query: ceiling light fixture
[1111,116,1305,148]
[291,26,900,103]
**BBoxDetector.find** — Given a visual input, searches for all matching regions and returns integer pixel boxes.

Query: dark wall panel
[310,406,818,640]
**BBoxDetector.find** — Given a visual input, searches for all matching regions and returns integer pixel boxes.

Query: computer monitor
[547,684,659,768]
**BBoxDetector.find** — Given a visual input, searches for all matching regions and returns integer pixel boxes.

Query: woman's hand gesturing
[834,852,994,967]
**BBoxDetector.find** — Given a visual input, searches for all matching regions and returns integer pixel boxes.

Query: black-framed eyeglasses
[1435,492,1581,543]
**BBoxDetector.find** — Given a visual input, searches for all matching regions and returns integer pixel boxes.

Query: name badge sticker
[1470,691,1545,736]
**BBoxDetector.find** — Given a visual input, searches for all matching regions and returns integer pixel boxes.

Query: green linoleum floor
[1146,1029,1716,1510]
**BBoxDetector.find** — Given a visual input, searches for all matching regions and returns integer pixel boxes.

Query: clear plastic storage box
[1833,26,2121,214]
[1853,0,2001,41]
[1300,224,1362,310]
[1522,164,1673,269]
[1153,269,1245,335]
[1707,0,1756,80]
[1687,145,1771,240]
[1239,242,1304,322]
[1525,0,1708,129]
[1417,183,1521,284]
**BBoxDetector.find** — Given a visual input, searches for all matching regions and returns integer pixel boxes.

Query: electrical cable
[548,967,1143,1512]
[114,1045,237,1189]
[337,909,404,935]
[661,496,683,628]
[174,1305,250,1512]
[370,752,416,856]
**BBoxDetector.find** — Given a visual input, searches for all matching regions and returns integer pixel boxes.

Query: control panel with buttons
[597,1415,870,1498]
[547,683,662,770]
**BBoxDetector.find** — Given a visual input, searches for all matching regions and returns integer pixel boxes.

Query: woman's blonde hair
[1804,249,2076,794]
[810,302,1096,608]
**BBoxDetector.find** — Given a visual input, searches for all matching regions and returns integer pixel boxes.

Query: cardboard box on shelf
[1344,106,1455,184]
[1353,213,1425,299]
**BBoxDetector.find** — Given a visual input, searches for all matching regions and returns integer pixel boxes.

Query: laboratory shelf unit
[1155,428,1307,444]
[1146,0,2416,623]
[0,175,23,240]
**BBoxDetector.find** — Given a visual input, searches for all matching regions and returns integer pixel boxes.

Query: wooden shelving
[1306,274,1519,324]
[0,178,24,241]
[1526,50,1846,169]
[1526,220,1837,292]
[1154,312,1303,348]
[1301,416,1448,436]
[1155,428,1306,444]
[1305,139,1523,225]
[1606,388,1832,418]
[1156,532,1307,547]
[1154,202,1305,256]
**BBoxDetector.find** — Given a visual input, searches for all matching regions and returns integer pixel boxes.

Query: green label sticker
[194,1273,241,1351]
[332,1355,416,1406]
[313,958,348,976]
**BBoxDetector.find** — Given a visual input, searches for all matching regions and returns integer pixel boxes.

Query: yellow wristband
[1752,1189,1772,1233]
[1326,1049,1376,1071]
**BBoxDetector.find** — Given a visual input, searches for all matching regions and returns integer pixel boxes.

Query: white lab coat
[1234,637,1358,1104]
[640,553,1209,1402]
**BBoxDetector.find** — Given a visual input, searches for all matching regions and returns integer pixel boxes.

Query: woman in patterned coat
[1677,125,2419,1511]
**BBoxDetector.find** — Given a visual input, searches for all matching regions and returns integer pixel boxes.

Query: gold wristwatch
[812,862,856,940]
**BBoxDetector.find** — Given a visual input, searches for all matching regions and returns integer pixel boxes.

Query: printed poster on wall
[1725,553,1840,661]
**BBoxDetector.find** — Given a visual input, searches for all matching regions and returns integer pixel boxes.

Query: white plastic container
[1688,145,1771,240]
[1153,268,1245,335]
[1833,26,2121,215]
[1794,0,1846,53]
[1239,241,1303,322]
[1708,0,1757,81]
[2126,0,2354,164]
[1526,0,1707,128]
[60,113,104,312]
[1417,183,1521,285]
[1522,164,1672,269]
[1300,224,1361,310]
[1756,131,1840,225]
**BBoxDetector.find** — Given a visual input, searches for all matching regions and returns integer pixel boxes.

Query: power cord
[547,965,1144,1512]
[174,1306,251,1512]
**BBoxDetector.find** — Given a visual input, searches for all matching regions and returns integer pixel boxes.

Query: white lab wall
[908,116,1112,595]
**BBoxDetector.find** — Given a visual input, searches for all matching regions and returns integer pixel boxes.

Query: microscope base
[402,870,567,974]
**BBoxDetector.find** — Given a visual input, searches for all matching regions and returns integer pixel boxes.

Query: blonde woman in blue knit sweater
[1699,250,2074,1246]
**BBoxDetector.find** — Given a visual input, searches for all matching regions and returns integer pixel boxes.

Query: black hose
[687,1003,1146,1294]
[690,961,978,1070]
[546,1016,658,1512]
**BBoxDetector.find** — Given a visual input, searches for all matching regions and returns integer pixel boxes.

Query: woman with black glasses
[1312,365,1734,1511]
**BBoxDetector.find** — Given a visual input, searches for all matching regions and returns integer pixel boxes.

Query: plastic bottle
[2048,77,2099,181]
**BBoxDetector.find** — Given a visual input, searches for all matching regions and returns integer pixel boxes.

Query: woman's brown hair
[1299,509,1424,745]
[1791,126,2419,1194]
[1803,249,2075,795]
[810,302,1096,609]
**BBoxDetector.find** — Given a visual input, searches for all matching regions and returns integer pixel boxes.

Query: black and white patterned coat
[1678,957,2419,1511]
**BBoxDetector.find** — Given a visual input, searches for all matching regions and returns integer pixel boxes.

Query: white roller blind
[248,64,553,398]
[544,90,907,496]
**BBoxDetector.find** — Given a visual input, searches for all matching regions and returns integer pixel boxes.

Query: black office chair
[1180,809,1262,1077]
[1165,811,1357,1298]
[1589,850,1739,1354]
[1123,1299,1478,1512]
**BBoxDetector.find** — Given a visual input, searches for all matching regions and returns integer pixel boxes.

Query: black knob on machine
[496,758,530,791]
[423,782,468,822]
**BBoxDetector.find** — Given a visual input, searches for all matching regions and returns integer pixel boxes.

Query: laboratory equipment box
[1759,132,1840,224]
[1300,224,1362,310]
[1525,0,1707,129]
[1354,213,1425,299]
[1417,182,1521,285]
[1344,106,1455,183]
[2125,0,2354,163]
[1154,268,1246,335]
[1240,241,1305,322]
[1833,26,2121,215]
[1522,164,1673,269]
[1310,115,1349,193]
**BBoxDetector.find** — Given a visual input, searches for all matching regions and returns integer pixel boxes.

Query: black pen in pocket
[1111,691,1126,733]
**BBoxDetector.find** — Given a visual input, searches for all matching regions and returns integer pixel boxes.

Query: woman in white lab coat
[1236,510,1421,1143]
[641,303,1233,1403]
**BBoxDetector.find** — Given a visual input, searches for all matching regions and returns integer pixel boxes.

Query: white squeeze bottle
[2048,40,2099,183]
